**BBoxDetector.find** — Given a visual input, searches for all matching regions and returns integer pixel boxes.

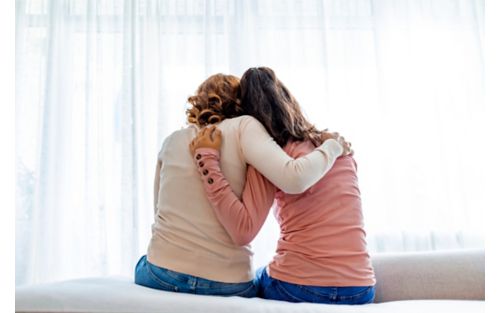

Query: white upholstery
[371,249,484,302]
[16,250,485,313]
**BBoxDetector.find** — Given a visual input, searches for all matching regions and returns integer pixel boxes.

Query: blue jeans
[134,255,257,298]
[254,267,376,304]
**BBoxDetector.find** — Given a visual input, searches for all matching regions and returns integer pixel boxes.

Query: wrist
[194,147,220,160]
[322,138,344,158]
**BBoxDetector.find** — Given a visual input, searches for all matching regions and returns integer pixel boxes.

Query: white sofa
[16,249,484,313]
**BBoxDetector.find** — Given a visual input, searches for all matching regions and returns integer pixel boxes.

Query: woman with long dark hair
[190,67,376,304]
[134,73,345,297]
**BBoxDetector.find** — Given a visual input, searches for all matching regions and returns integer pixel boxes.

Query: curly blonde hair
[186,73,243,127]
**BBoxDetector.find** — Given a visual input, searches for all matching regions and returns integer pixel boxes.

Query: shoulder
[170,125,197,137]
[346,155,358,171]
[158,126,196,154]
[162,126,194,143]
[218,115,268,135]
[233,115,267,132]
[221,115,260,126]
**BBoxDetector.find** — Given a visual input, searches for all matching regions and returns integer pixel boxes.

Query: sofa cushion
[15,276,484,313]
[371,249,484,302]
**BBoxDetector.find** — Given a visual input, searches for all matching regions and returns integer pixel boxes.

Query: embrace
[134,67,376,305]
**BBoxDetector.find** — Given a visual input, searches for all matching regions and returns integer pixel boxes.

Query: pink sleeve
[194,148,277,246]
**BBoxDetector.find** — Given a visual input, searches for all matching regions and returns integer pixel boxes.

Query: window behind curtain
[16,0,485,286]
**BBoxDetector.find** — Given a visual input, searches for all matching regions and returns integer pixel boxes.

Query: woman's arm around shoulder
[190,127,276,246]
[238,116,343,194]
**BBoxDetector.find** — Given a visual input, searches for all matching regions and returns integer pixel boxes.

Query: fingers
[189,140,195,155]
[212,128,222,146]
[200,126,209,138]
[334,134,352,156]
[344,146,351,156]
[336,136,345,148]
[343,141,353,156]
[191,125,222,152]
[194,127,205,141]
[321,130,353,156]
[197,126,213,141]
[205,126,221,142]
[208,126,217,140]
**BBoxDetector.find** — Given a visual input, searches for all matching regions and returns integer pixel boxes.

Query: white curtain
[16,0,485,286]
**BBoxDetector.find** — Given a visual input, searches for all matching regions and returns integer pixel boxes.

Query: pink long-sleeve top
[194,140,376,287]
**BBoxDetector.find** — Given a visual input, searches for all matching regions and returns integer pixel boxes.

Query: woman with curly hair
[190,67,375,304]
[134,73,345,297]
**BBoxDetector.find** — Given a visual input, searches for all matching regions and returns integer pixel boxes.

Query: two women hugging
[135,67,376,305]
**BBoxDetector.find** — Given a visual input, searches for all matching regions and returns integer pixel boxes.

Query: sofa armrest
[371,249,484,303]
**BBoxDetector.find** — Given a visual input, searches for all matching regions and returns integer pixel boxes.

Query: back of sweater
[147,116,341,283]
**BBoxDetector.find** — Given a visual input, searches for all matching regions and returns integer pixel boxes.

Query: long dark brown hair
[186,73,243,127]
[240,67,322,147]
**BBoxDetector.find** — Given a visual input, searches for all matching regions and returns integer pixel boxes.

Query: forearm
[241,117,343,194]
[194,148,275,246]
[246,138,343,194]
[276,139,343,193]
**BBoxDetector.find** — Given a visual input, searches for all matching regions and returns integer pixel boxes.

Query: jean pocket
[145,262,180,292]
[273,280,311,303]
[229,282,257,298]
[336,286,375,304]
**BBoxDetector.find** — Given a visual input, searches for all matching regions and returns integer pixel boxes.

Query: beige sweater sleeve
[239,116,343,194]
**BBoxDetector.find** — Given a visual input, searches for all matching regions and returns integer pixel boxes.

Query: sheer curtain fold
[16,0,485,286]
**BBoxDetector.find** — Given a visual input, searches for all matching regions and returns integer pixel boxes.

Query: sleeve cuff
[320,139,344,158]
[194,148,220,160]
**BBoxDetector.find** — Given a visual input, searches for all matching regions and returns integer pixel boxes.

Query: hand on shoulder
[189,125,222,155]
[320,131,353,156]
